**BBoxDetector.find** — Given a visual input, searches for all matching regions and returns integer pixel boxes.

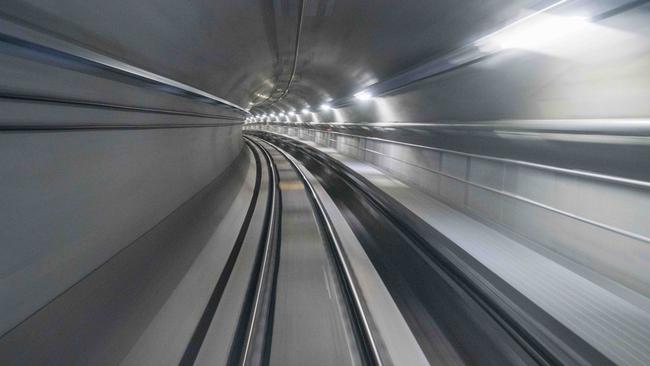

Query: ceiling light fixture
[475,0,591,54]
[354,91,373,101]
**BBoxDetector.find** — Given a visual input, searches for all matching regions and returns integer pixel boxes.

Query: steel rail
[179,140,263,366]
[262,139,383,366]
[239,136,280,366]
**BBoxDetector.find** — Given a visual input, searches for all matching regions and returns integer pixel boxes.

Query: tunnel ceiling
[259,0,541,112]
[3,0,544,113]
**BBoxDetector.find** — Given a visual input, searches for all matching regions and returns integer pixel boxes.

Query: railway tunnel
[1,1,650,365]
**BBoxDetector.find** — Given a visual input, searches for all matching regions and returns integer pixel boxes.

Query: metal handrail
[268,125,650,190]
[260,130,650,245]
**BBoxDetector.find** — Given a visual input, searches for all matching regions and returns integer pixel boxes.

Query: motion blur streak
[1,0,650,365]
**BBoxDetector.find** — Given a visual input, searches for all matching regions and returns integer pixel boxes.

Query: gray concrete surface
[0,148,254,365]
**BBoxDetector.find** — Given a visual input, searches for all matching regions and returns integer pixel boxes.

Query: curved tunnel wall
[0,7,246,344]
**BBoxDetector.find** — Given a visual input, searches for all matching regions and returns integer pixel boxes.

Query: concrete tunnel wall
[0,5,247,348]
[0,126,243,335]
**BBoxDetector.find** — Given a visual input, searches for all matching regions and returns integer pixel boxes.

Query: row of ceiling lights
[245,90,374,122]
[244,3,596,124]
